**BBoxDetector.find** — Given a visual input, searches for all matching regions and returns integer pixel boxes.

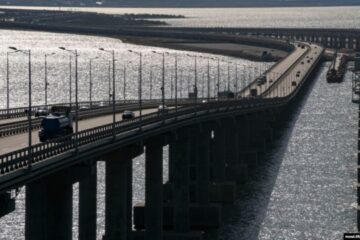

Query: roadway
[242,42,323,98]
[265,43,323,98]
[0,108,158,155]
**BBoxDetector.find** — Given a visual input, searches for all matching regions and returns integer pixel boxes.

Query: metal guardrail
[0,97,286,176]
[0,99,158,120]
[0,98,209,138]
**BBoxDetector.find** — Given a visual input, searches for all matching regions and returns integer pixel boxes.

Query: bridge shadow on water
[206,62,326,240]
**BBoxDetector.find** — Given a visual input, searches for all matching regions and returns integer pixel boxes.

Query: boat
[327,51,347,83]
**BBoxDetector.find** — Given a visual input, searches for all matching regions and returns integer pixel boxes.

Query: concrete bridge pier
[134,128,221,238]
[354,38,357,50]
[196,127,211,205]
[160,126,222,229]
[212,122,226,183]
[79,160,97,240]
[247,113,268,155]
[103,146,142,240]
[321,35,328,48]
[165,128,206,239]
[340,37,346,49]
[144,136,164,240]
[237,115,258,169]
[25,168,74,240]
[192,126,222,228]
[171,129,203,239]
[237,112,275,168]
[330,37,335,49]
[210,122,236,203]
[224,118,248,184]
[324,36,330,48]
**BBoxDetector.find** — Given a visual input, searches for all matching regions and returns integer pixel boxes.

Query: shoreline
[0,22,292,62]
[120,36,288,62]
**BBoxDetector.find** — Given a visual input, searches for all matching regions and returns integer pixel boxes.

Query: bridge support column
[79,161,97,240]
[172,130,191,233]
[104,147,138,240]
[212,124,226,182]
[25,169,73,240]
[134,125,224,232]
[145,137,164,240]
[192,126,222,228]
[164,129,204,239]
[223,118,248,184]
[196,128,210,204]
[340,37,346,49]
[325,36,330,48]
[351,38,356,50]
[237,115,264,170]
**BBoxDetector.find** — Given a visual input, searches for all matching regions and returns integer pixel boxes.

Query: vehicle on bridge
[38,106,74,142]
[158,105,169,114]
[34,106,50,117]
[122,110,135,120]
[79,105,91,111]
[257,75,267,86]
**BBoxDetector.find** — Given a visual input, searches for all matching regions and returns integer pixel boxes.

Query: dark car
[35,106,49,117]
[158,105,169,114]
[122,110,135,120]
[257,75,267,86]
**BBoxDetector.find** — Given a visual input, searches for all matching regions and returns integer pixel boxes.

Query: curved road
[242,42,323,98]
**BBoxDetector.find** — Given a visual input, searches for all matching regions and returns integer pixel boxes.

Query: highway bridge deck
[242,42,322,98]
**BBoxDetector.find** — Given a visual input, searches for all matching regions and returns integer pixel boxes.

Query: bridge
[149,27,360,50]
[0,35,324,240]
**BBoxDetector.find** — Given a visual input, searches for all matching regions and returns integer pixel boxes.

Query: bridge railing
[0,98,213,138]
[0,97,286,176]
[0,99,165,120]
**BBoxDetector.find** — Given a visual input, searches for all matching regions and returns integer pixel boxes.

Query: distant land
[0,0,360,7]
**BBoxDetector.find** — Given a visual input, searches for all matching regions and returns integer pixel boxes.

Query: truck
[38,106,74,142]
